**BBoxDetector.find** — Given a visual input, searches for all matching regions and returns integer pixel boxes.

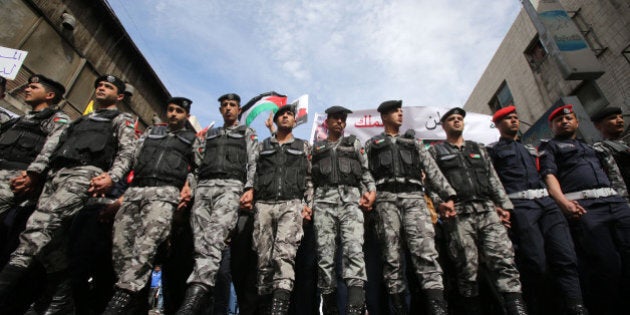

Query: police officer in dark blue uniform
[540,104,630,315]
[487,106,586,315]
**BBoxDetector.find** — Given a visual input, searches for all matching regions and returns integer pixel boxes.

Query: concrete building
[464,0,629,144]
[0,0,171,129]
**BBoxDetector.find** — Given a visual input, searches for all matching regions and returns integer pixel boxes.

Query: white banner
[309,106,499,145]
[0,46,28,80]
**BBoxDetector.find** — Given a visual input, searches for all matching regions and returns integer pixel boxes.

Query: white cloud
[108,0,521,138]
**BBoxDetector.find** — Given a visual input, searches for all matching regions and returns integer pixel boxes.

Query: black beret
[440,107,466,123]
[377,100,402,113]
[591,106,622,123]
[167,97,193,112]
[0,76,6,89]
[94,74,125,94]
[29,74,66,96]
[274,105,296,121]
[218,93,240,103]
[325,105,353,115]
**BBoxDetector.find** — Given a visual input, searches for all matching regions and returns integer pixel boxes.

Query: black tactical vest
[198,126,248,182]
[0,108,57,170]
[50,110,120,171]
[434,141,491,202]
[312,136,362,187]
[368,130,423,182]
[132,126,196,188]
[254,138,308,201]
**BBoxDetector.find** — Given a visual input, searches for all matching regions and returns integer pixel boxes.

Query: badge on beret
[30,76,40,83]
[106,75,116,83]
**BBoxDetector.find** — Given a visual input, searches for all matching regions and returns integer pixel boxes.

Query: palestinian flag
[240,91,309,126]
[240,91,287,126]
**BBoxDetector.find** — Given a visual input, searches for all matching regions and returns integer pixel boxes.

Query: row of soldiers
[0,73,628,315]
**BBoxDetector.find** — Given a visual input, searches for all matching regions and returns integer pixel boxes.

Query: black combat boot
[424,289,447,315]
[270,289,291,315]
[504,293,528,315]
[34,273,74,315]
[321,291,339,315]
[102,288,134,315]
[346,286,365,315]
[461,295,481,315]
[390,292,408,315]
[566,299,589,315]
[176,283,213,315]
[0,264,27,298]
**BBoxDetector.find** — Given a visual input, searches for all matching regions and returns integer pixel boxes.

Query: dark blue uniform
[539,138,630,314]
[488,138,581,314]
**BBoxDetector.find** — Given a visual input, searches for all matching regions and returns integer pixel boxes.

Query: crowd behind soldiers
[0,73,628,315]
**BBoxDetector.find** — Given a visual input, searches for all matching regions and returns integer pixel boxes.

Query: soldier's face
[497,113,520,137]
[443,114,465,135]
[166,104,189,130]
[94,81,123,104]
[275,110,296,130]
[596,113,624,138]
[551,113,579,137]
[23,82,53,105]
[219,100,241,125]
[326,114,347,135]
[381,108,403,127]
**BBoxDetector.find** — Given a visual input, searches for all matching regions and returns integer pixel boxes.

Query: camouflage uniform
[0,109,70,214]
[429,141,521,298]
[8,109,135,273]
[187,125,257,288]
[112,127,198,292]
[312,136,374,294]
[252,136,312,295]
[367,132,456,296]
[592,139,630,199]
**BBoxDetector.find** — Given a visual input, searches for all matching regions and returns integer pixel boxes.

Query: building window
[572,80,609,116]
[568,8,608,57]
[524,36,548,71]
[488,81,514,112]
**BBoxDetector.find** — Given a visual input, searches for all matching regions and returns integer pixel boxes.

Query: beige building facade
[0,0,171,129]
[464,0,630,143]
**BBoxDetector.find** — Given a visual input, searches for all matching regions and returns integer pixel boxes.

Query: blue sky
[107,0,521,139]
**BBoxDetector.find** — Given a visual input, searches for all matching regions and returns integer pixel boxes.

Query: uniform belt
[377,182,422,193]
[507,189,548,200]
[564,187,618,200]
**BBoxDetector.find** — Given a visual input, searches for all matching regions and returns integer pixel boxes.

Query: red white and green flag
[240,91,308,126]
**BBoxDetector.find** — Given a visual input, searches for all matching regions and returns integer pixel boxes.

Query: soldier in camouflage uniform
[177,93,258,315]
[251,105,312,315]
[428,107,526,315]
[590,106,630,195]
[0,74,136,314]
[366,100,455,315]
[311,105,375,315]
[0,75,69,216]
[540,105,630,314]
[104,97,198,314]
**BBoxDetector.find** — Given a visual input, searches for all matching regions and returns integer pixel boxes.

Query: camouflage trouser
[375,192,444,294]
[443,209,521,297]
[253,199,304,295]
[112,185,179,292]
[187,180,242,287]
[314,188,366,294]
[0,169,23,215]
[10,166,100,272]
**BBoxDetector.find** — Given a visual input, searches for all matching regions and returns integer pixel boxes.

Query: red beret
[548,105,574,122]
[492,105,516,123]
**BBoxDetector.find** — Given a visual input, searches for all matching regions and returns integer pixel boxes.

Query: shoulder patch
[53,116,69,124]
